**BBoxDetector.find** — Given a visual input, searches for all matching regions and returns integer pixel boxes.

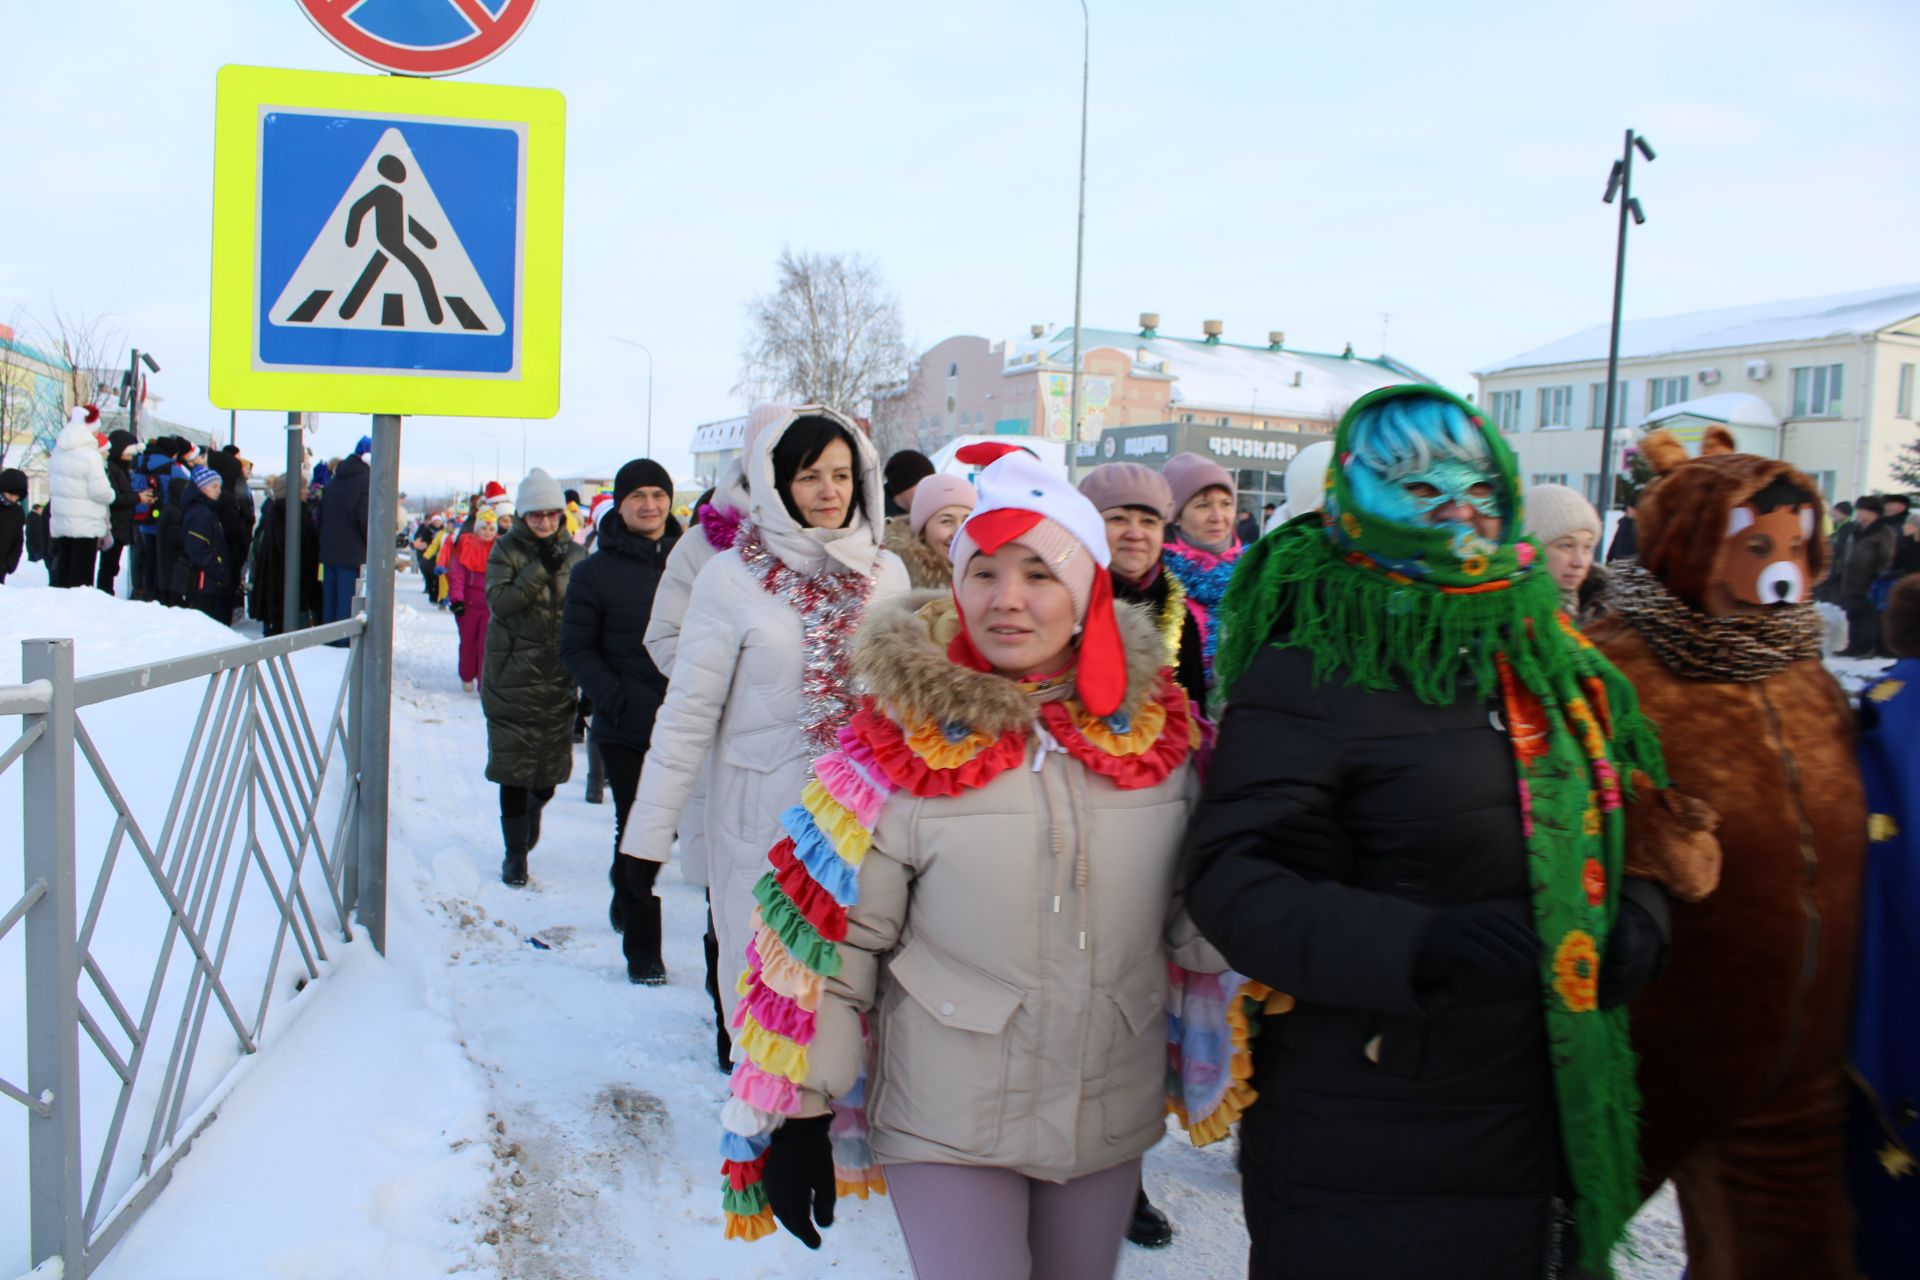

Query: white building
[688,413,749,489]
[1474,283,1920,503]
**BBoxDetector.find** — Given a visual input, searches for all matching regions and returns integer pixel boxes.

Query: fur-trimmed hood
[852,589,1168,736]
[883,516,955,590]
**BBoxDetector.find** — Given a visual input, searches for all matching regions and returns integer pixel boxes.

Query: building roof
[0,325,72,373]
[1640,391,1781,431]
[1478,283,1920,375]
[1019,326,1430,420]
[689,414,749,453]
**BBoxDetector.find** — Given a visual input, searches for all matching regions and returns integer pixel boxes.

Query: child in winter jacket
[445,504,498,691]
[0,469,27,584]
[179,466,230,622]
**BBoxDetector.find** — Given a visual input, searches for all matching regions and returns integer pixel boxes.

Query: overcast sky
[6,0,1916,497]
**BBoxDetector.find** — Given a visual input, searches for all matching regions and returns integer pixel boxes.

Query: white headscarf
[746,406,887,577]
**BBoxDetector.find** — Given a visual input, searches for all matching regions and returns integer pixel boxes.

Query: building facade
[1474,283,1920,503]
[0,323,78,500]
[873,316,1429,461]
[1078,421,1333,515]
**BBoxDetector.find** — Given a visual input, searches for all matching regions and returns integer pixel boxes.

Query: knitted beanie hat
[476,504,499,529]
[1163,452,1234,516]
[947,452,1125,715]
[909,474,976,534]
[1282,440,1335,517]
[191,464,220,489]
[612,457,675,509]
[1077,461,1173,521]
[516,467,565,514]
[884,449,936,501]
[1523,483,1602,546]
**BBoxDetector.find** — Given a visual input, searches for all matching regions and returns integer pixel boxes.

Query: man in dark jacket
[179,466,230,622]
[207,450,251,622]
[0,469,27,584]
[154,480,187,605]
[25,503,50,565]
[560,458,681,983]
[1841,496,1897,656]
[132,438,181,600]
[317,438,372,633]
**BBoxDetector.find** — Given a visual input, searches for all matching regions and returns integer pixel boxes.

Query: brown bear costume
[1587,427,1867,1279]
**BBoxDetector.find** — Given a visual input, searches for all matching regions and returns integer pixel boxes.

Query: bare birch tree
[44,303,121,416]
[734,249,910,418]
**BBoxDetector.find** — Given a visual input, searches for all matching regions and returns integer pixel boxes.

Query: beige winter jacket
[622,411,909,1006]
[801,592,1222,1182]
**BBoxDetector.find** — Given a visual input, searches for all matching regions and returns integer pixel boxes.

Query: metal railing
[1,608,379,1277]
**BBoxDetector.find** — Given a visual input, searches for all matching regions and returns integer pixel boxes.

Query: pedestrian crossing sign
[210,65,564,418]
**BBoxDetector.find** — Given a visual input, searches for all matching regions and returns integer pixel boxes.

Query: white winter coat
[48,414,113,540]
[621,411,909,1005]
[638,461,749,889]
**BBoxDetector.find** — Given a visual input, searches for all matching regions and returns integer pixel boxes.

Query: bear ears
[1642,424,1737,477]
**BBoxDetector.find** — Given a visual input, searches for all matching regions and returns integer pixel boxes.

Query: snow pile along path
[63,583,1686,1277]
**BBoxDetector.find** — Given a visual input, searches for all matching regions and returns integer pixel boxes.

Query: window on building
[1647,376,1689,413]
[948,362,958,378]
[1583,473,1602,504]
[1535,385,1573,429]
[1179,413,1196,423]
[1587,381,1627,429]
[1531,473,1569,487]
[1790,364,1844,417]
[1898,363,1914,418]
[1217,416,1232,426]
[1489,389,1524,432]
[1810,470,1838,501]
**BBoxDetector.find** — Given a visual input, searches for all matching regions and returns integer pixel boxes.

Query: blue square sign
[256,109,523,376]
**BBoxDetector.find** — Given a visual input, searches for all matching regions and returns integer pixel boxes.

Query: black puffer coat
[1113,567,1206,714]
[482,519,586,789]
[1185,643,1564,1280]
[558,512,681,752]
[317,452,370,568]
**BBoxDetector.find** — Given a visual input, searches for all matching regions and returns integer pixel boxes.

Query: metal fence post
[22,638,84,1271]
[355,412,400,955]
[283,413,305,635]
[343,591,364,920]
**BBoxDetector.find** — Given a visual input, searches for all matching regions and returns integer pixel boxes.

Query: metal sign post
[355,413,401,952]
[283,412,304,635]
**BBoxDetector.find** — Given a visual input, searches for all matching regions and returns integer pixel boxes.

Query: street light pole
[1068,0,1090,476]
[611,336,656,458]
[1597,128,1654,519]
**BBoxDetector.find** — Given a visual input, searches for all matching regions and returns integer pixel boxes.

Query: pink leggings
[456,601,489,684]
[886,1157,1141,1280]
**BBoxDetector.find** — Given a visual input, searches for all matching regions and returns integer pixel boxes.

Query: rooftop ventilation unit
[1139,312,1160,337]
[1202,320,1224,344]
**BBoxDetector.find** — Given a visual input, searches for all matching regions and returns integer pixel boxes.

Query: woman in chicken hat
[715,447,1224,1279]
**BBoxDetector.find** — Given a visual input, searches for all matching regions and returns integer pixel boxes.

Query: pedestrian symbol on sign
[269,127,503,337]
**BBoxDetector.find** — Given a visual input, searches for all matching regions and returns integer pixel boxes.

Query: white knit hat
[1522,483,1601,546]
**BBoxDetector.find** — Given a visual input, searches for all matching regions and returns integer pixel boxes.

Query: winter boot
[1126,1185,1174,1248]
[625,895,667,986]
[608,853,625,934]
[500,813,532,887]
[527,795,546,852]
[584,740,606,805]
[704,915,733,1072]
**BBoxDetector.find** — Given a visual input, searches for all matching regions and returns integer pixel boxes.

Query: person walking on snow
[178,465,231,623]
[620,408,908,1034]
[317,436,372,632]
[484,469,585,887]
[560,459,683,983]
[98,429,140,594]
[445,502,501,691]
[47,405,114,589]
[719,451,1225,1278]
[882,472,976,589]
[0,468,27,584]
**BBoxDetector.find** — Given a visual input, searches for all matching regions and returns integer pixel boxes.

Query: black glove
[1598,879,1671,1010]
[1416,900,1542,1001]
[762,1113,835,1248]
[537,540,566,572]
[449,600,465,617]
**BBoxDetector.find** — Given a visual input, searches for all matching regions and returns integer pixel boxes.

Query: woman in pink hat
[1160,451,1245,697]
[716,450,1224,1280]
[883,472,977,589]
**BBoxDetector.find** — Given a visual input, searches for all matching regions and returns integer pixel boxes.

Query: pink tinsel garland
[700,502,742,550]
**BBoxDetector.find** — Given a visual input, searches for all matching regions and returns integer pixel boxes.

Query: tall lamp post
[119,348,159,439]
[611,335,656,458]
[1596,128,1655,519]
[1068,0,1090,476]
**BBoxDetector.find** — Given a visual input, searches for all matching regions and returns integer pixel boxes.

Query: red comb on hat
[955,441,1035,467]
[82,404,100,425]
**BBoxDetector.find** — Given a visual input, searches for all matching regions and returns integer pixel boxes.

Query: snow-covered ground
[0,577,1717,1278]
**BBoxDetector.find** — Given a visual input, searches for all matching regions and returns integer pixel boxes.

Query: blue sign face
[345,0,513,48]
[255,110,522,377]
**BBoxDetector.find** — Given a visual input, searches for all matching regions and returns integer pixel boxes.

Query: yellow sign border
[209,65,564,418]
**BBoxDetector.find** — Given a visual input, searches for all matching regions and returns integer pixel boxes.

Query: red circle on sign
[294,0,541,77]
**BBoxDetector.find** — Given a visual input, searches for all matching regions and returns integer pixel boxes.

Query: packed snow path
[85,582,1685,1278]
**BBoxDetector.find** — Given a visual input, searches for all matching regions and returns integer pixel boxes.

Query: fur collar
[852,589,1168,736]
[883,516,956,590]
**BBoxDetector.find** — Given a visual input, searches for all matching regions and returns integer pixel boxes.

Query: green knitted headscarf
[1215,384,1667,1277]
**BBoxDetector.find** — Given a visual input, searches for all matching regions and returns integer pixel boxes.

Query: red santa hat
[588,492,615,529]
[69,404,101,432]
[483,480,507,500]
[946,452,1127,716]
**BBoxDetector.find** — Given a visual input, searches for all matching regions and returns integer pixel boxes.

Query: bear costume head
[1634,425,1828,617]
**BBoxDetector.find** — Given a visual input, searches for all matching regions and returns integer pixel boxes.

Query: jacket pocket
[716,725,798,842]
[875,937,1024,1156]
[1102,949,1170,1144]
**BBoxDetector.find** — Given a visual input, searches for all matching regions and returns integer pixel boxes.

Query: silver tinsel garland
[734,522,877,760]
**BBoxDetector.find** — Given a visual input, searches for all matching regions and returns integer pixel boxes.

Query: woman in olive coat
[483,467,587,886]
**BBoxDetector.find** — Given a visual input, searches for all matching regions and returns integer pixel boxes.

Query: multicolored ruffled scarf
[1211,384,1667,1278]
[734,523,876,759]
[1162,538,1242,681]
[720,644,1198,1242]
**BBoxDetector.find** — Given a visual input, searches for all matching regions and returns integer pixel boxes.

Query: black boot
[705,911,733,1072]
[500,813,531,887]
[625,895,667,985]
[1127,1185,1174,1248]
[527,796,545,852]
[608,855,625,934]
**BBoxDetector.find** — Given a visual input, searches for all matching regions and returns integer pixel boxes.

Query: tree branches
[735,249,909,418]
